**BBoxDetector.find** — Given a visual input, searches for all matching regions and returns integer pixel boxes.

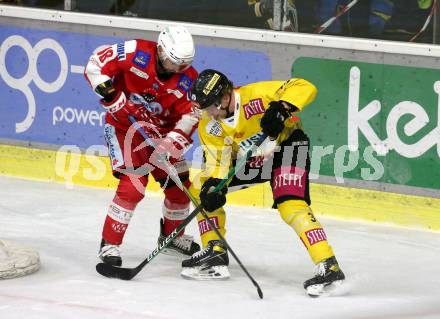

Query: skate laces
[172,234,193,251]
[314,261,327,277]
[100,244,120,258]
[314,258,338,277]
[190,242,213,259]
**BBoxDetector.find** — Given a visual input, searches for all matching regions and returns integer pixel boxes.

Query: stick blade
[95,263,136,280]
[257,287,264,299]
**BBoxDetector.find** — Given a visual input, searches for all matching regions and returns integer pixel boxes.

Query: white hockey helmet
[157,26,195,72]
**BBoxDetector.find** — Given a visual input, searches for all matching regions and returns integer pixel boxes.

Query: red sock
[162,216,185,237]
[102,196,136,245]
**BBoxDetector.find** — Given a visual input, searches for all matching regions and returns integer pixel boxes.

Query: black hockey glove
[200,178,228,212]
[260,101,291,139]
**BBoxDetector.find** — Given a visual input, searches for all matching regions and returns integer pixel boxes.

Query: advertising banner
[293,57,440,190]
[0,25,271,163]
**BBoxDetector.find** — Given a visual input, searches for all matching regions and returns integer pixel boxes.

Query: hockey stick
[314,0,360,34]
[96,117,266,296]
[197,209,263,299]
[409,0,437,42]
[96,204,204,280]
[129,116,264,298]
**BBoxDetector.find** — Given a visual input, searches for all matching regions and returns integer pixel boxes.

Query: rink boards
[0,6,439,230]
[1,143,439,231]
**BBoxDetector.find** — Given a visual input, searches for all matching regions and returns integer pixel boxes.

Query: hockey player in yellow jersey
[181,69,345,297]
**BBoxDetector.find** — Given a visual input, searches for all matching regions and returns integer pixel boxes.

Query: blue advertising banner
[0,25,271,162]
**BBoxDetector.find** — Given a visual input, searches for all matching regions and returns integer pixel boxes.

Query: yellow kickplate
[1,144,439,231]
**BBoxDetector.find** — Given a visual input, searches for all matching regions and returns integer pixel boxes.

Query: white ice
[1,176,440,319]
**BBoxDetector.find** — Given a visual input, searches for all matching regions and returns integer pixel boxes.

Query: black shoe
[98,239,122,267]
[303,256,345,297]
[181,240,230,280]
[158,218,200,257]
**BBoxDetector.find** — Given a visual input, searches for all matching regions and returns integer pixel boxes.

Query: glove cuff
[100,91,126,113]
[164,130,192,159]
[281,101,298,113]
[167,130,192,150]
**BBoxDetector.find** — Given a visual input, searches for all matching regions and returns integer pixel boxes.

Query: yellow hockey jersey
[198,78,317,179]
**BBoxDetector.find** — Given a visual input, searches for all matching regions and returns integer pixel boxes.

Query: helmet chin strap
[217,92,233,118]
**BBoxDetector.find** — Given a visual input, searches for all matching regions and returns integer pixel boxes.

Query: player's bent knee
[116,184,145,204]
[164,184,190,205]
[278,199,323,236]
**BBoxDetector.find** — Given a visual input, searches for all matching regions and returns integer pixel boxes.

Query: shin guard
[102,198,135,245]
[278,200,334,264]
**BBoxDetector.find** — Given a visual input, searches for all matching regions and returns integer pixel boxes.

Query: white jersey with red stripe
[84,39,199,139]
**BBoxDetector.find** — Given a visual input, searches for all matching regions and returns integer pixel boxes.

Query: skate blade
[181,266,230,281]
[306,280,346,297]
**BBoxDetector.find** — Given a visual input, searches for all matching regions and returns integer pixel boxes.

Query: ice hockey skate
[98,239,122,267]
[303,256,345,297]
[181,240,230,280]
[158,218,200,257]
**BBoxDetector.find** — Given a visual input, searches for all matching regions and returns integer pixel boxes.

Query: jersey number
[97,47,114,63]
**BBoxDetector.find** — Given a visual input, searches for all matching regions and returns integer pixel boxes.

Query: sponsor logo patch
[272,170,304,189]
[272,166,307,200]
[132,50,150,69]
[243,98,265,119]
[238,131,265,152]
[130,66,149,80]
[117,43,125,61]
[178,74,193,92]
[305,228,327,246]
[167,88,183,99]
[108,204,133,224]
[104,124,124,169]
[112,223,127,233]
[198,216,220,235]
[206,120,223,137]
[203,73,220,95]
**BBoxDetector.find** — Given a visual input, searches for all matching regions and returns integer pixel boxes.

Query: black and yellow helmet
[191,69,233,109]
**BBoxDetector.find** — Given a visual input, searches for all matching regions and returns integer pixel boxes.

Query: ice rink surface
[1,176,440,319]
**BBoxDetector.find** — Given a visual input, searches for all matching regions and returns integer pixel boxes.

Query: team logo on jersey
[132,50,150,69]
[146,102,163,115]
[243,98,265,119]
[129,93,163,115]
[178,74,193,92]
[116,43,126,61]
[206,120,223,137]
[305,228,327,246]
[153,83,160,90]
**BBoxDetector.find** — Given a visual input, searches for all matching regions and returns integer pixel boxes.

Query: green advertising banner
[292,57,440,190]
